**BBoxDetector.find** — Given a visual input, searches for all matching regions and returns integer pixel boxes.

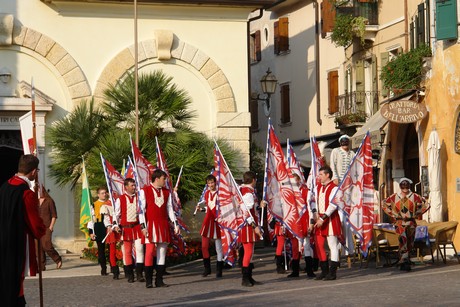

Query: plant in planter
[380,44,432,93]
[334,111,367,126]
[330,14,367,47]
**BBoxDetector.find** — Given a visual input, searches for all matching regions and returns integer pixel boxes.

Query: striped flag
[214,142,247,265]
[80,159,93,246]
[306,136,325,213]
[263,122,303,239]
[100,153,125,224]
[331,132,374,256]
[287,139,308,217]
[130,136,154,189]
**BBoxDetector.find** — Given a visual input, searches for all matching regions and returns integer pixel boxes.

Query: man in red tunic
[313,166,342,281]
[0,154,46,306]
[239,171,264,287]
[112,178,144,283]
[140,169,179,288]
[196,175,224,278]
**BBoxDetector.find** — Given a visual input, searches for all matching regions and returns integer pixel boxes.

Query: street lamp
[257,68,278,116]
[379,127,391,150]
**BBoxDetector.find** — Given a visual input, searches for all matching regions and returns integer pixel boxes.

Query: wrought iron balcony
[336,0,378,25]
[334,90,379,126]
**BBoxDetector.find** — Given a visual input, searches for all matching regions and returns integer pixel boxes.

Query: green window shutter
[372,55,379,113]
[436,0,458,40]
[380,52,389,97]
[355,60,365,111]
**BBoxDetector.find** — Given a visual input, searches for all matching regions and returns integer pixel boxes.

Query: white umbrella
[426,129,443,222]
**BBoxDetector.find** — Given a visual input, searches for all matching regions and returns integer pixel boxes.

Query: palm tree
[47,70,241,202]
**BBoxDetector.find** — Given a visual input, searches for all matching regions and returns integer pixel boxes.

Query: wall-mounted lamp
[379,127,391,150]
[256,68,277,116]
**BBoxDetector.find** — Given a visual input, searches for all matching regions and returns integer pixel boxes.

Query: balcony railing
[335,91,379,123]
[336,0,379,25]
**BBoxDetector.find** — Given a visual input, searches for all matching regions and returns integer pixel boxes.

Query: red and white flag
[287,139,308,217]
[130,136,154,189]
[306,136,325,212]
[214,143,247,265]
[19,111,35,155]
[100,154,125,224]
[262,122,302,239]
[331,132,374,256]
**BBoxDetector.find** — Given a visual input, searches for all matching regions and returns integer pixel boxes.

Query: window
[250,95,259,131]
[274,17,289,55]
[250,30,261,63]
[280,83,290,124]
[410,3,428,49]
[328,70,339,114]
[380,48,402,97]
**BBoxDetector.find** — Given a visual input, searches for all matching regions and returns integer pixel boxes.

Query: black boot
[136,263,145,282]
[145,266,154,288]
[400,259,412,272]
[287,259,300,278]
[312,257,319,272]
[304,256,316,279]
[100,264,108,276]
[124,265,134,283]
[155,265,169,287]
[324,261,339,280]
[241,267,253,287]
[112,266,120,280]
[238,246,244,268]
[249,263,262,285]
[315,261,329,280]
[276,255,286,274]
[202,258,211,277]
[216,261,223,278]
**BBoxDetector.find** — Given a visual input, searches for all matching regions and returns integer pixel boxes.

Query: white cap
[399,177,413,185]
[339,135,350,142]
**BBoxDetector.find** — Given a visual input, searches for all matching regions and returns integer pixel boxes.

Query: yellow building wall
[424,43,460,248]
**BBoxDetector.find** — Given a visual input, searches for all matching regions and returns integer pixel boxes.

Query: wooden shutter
[416,3,425,47]
[380,52,389,97]
[274,21,279,54]
[255,30,261,61]
[328,70,339,114]
[371,55,378,113]
[279,17,289,53]
[436,0,458,40]
[321,0,336,38]
[280,84,290,124]
[355,60,364,110]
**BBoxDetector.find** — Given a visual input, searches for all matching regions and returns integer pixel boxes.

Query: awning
[291,139,336,167]
[351,111,388,149]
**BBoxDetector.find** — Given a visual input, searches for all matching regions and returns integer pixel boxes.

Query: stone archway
[0,14,92,103]
[94,33,251,169]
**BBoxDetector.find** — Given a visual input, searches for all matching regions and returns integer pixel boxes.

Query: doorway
[403,123,420,193]
[0,130,23,186]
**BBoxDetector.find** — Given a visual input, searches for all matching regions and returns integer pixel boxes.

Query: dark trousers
[96,241,106,267]
[40,228,61,268]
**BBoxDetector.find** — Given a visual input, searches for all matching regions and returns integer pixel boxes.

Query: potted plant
[334,111,367,126]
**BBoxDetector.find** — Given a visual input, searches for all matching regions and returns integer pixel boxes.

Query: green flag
[80,159,93,246]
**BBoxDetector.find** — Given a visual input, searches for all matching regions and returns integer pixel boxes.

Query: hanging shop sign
[380,99,428,123]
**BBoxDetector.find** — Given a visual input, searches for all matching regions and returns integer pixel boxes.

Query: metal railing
[336,0,379,25]
[335,90,380,117]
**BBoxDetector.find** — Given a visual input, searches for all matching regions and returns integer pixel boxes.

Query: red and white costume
[101,202,121,268]
[298,184,315,258]
[314,180,342,262]
[113,193,144,266]
[238,185,259,243]
[200,190,221,239]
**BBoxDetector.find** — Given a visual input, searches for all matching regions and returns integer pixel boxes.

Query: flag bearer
[140,169,180,288]
[313,166,342,281]
[196,175,224,278]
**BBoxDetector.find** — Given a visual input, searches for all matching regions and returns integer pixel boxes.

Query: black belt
[121,223,139,228]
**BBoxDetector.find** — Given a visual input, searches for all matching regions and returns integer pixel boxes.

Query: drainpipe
[313,0,322,125]
[404,0,408,51]
[247,0,287,169]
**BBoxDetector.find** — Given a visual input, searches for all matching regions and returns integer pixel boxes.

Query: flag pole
[31,78,44,307]
[261,119,271,228]
[134,0,139,145]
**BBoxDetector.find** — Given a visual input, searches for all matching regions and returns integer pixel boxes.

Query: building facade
[0,0,274,252]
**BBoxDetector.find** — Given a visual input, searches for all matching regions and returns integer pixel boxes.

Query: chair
[436,221,460,264]
[371,227,400,268]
